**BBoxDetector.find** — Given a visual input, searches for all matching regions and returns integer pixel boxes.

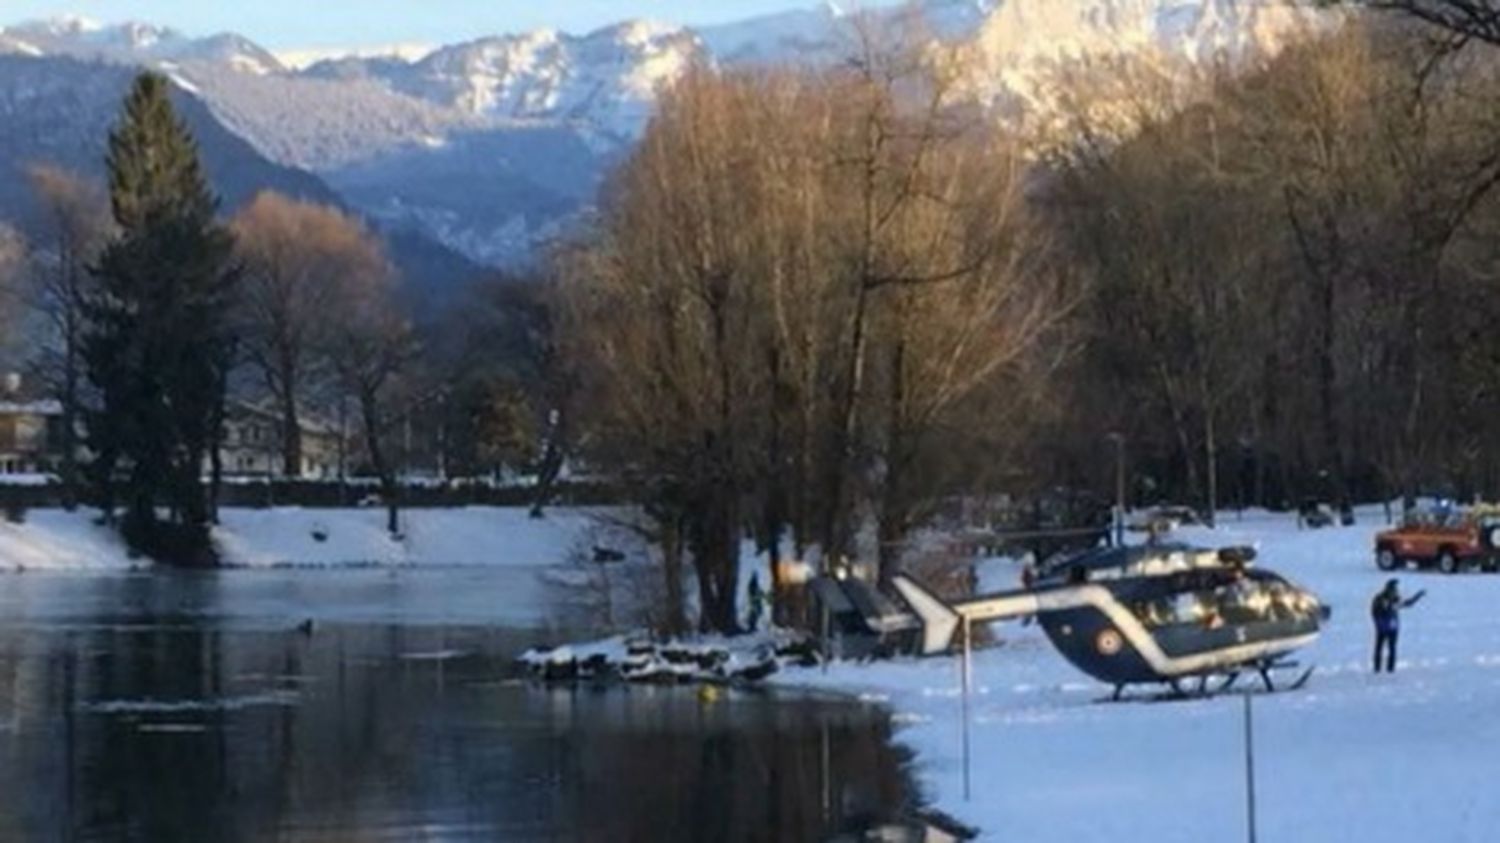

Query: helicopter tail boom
[891,575,1099,655]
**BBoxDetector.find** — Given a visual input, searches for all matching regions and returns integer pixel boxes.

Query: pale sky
[0,1,888,51]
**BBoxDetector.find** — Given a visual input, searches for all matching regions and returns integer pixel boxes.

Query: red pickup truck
[1375,508,1500,574]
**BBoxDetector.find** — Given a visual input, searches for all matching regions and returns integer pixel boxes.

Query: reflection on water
[0,572,916,842]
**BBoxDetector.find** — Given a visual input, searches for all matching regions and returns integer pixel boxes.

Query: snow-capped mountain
[953,0,1332,138]
[276,43,436,71]
[0,17,285,74]
[0,1,1334,267]
[304,20,700,142]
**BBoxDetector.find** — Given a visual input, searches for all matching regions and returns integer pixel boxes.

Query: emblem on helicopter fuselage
[1096,628,1123,656]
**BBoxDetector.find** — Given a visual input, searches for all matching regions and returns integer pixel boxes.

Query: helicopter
[892,543,1331,700]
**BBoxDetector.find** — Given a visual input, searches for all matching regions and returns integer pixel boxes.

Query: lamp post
[1107,432,1126,547]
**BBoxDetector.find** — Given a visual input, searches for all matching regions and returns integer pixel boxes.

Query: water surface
[0,570,916,842]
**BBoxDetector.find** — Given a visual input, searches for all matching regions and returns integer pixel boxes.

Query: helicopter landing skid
[1104,660,1315,703]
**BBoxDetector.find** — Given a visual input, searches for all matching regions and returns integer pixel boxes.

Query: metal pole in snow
[962,614,972,802]
[821,601,830,675]
[821,718,831,823]
[1115,440,1125,546]
[1243,691,1258,843]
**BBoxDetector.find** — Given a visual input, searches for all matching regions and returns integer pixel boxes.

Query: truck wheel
[1438,549,1461,575]
[1485,525,1500,551]
[1376,547,1401,571]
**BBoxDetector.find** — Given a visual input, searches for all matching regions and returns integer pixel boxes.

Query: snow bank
[519,629,811,684]
[0,509,147,571]
[784,507,1500,842]
[215,506,595,568]
[0,506,596,571]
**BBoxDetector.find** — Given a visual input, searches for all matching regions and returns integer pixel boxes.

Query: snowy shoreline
[0,506,597,572]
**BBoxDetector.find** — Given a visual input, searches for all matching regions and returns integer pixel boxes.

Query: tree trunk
[279,369,302,479]
[690,491,740,635]
[337,397,349,507]
[1317,273,1348,509]
[208,413,224,526]
[361,390,399,536]
[124,460,157,554]
[1203,406,1219,528]
[876,333,909,585]
[529,408,567,518]
[823,282,872,565]
[60,311,80,511]
[660,510,687,637]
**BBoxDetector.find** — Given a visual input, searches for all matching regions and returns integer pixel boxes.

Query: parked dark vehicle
[1298,499,1335,529]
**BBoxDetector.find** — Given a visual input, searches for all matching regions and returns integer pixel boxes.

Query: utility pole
[1107,432,1126,546]
[1243,691,1258,843]
[961,614,973,801]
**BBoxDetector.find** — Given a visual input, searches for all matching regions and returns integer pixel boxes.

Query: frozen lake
[0,568,916,842]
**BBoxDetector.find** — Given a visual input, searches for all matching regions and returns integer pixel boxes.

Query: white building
[0,397,63,477]
[219,400,345,480]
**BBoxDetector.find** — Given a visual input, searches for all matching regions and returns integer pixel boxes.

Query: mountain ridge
[0,1,1334,266]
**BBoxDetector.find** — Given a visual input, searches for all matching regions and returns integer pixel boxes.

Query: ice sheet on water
[137,723,210,734]
[80,690,299,714]
[397,650,470,661]
[231,673,318,684]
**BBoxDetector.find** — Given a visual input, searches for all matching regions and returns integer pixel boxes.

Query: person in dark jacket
[746,573,767,633]
[1371,578,1425,673]
[1020,561,1038,591]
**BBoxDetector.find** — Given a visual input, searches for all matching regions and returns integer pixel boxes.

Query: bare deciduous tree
[1365,1,1500,46]
[323,246,412,536]
[232,192,387,478]
[24,165,111,507]
[561,23,1062,632]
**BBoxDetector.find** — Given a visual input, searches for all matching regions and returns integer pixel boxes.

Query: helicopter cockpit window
[1216,579,1270,625]
[1131,597,1176,627]
[1131,579,1316,630]
[1128,593,1211,629]
[1264,583,1299,621]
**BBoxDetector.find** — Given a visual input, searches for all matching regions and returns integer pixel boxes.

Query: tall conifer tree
[84,72,237,565]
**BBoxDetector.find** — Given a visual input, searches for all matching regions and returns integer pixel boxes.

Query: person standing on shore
[1371,579,1424,673]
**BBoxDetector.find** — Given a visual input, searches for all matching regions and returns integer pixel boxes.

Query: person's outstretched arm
[1403,590,1427,608]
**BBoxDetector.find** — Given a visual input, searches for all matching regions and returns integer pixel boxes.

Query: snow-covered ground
[216,506,595,568]
[0,506,597,571]
[786,507,1500,841]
